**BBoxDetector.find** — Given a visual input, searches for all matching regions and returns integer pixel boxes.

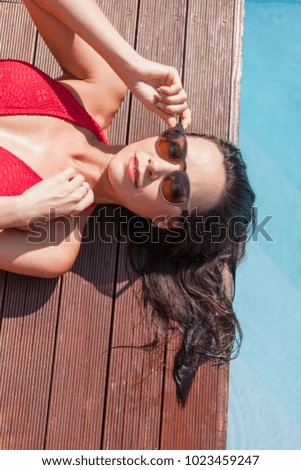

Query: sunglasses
[156,122,191,218]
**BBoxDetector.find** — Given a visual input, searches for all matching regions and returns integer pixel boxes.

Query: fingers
[68,174,85,189]
[82,187,94,207]
[56,166,77,182]
[157,102,187,115]
[166,116,178,128]
[71,179,93,202]
[181,107,192,130]
[159,65,183,90]
[74,181,90,197]
[149,103,177,128]
[157,89,187,105]
[81,181,90,193]
[73,186,94,213]
[157,83,182,96]
[152,101,191,129]
[156,101,192,129]
[52,170,94,211]
[156,72,191,128]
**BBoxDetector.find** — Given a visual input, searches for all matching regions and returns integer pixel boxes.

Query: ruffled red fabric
[0,59,107,196]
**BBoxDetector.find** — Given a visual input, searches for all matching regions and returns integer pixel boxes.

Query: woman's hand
[123,57,191,129]
[0,168,93,230]
[21,167,94,222]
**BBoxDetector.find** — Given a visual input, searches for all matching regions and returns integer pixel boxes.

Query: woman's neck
[87,142,125,205]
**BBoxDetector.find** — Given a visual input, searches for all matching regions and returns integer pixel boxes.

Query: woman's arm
[0,168,93,229]
[0,196,28,229]
[26,0,191,127]
[0,208,93,277]
[29,0,141,79]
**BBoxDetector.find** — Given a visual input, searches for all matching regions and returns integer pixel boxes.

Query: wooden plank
[101,242,165,450]
[0,275,61,449]
[101,0,188,450]
[44,206,119,449]
[160,0,243,450]
[0,1,36,61]
[229,0,244,145]
[0,0,63,450]
[160,337,230,449]
[0,272,7,321]
[0,1,34,317]
[183,0,236,138]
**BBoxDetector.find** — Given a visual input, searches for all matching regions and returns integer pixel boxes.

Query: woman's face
[107,135,226,226]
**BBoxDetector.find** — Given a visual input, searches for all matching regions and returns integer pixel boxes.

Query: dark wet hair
[122,134,255,406]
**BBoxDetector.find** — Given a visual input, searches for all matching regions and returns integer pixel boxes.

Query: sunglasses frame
[156,122,191,218]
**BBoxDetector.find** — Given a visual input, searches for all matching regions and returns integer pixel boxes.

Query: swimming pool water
[227,0,301,449]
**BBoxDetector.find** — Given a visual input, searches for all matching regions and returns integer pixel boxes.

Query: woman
[0,0,255,404]
[0,0,191,276]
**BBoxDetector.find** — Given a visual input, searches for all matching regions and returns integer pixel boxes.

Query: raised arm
[25,0,191,127]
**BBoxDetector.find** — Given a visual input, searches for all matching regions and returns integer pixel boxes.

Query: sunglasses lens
[158,130,186,161]
[161,172,190,204]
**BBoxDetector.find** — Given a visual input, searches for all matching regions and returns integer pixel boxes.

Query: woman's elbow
[3,247,78,278]
[36,249,77,278]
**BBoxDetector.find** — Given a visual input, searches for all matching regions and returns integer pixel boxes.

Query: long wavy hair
[121,134,255,406]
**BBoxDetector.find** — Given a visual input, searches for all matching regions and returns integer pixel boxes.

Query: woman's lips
[127,155,140,188]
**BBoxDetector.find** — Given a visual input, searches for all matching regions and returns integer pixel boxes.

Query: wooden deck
[0,0,244,450]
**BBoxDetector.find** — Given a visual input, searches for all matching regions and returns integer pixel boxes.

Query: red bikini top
[0,59,108,196]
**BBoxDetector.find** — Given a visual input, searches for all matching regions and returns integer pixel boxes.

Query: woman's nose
[146,158,181,181]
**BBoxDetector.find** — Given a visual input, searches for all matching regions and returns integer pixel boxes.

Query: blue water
[227,0,301,449]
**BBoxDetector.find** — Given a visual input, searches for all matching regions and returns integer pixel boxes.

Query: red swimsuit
[0,59,108,196]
